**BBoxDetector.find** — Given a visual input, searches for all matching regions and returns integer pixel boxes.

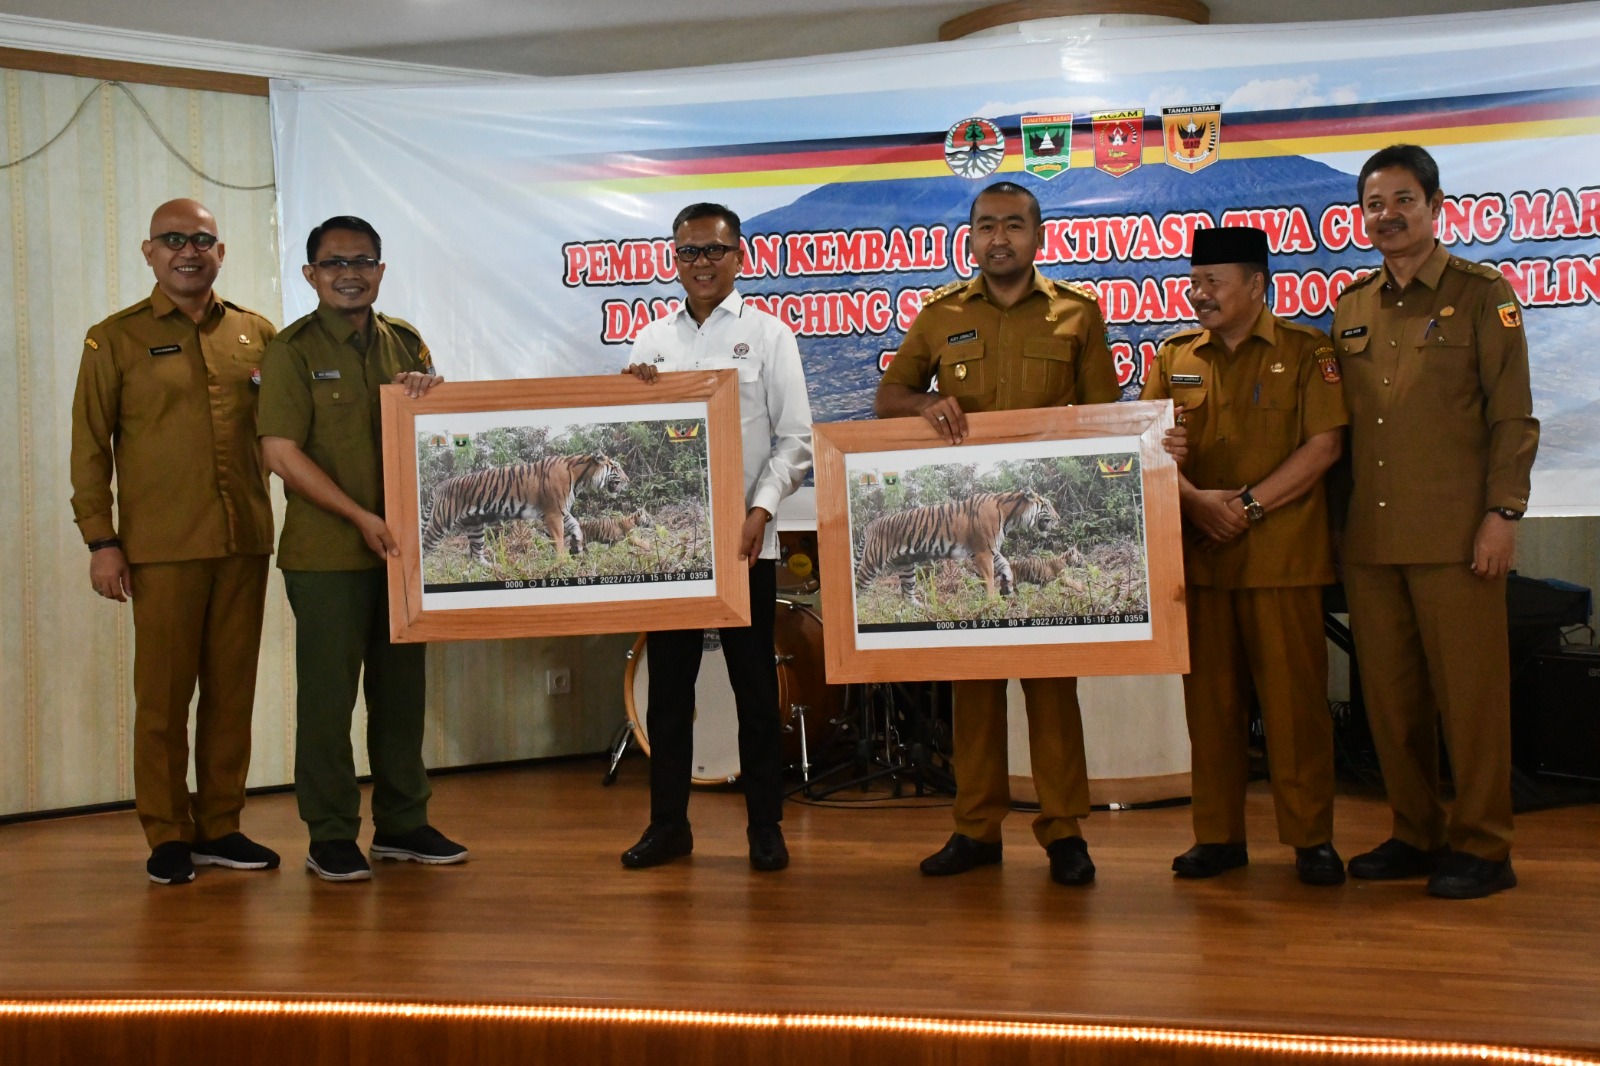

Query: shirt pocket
[1021,336,1078,401]
[1171,384,1208,439]
[309,378,365,445]
[936,340,986,398]
[1338,332,1370,358]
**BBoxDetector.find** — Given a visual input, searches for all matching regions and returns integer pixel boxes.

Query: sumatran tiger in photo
[578,509,649,549]
[854,489,1058,603]
[421,454,629,563]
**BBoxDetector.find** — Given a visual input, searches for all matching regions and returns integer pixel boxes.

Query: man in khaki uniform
[71,198,280,885]
[259,215,465,883]
[875,181,1121,887]
[1333,146,1538,900]
[1143,227,1347,886]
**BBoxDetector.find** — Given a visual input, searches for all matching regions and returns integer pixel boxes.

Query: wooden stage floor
[2,759,1598,1064]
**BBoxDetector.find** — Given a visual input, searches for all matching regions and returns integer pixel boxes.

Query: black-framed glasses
[312,257,381,273]
[674,243,736,263]
[152,231,219,251]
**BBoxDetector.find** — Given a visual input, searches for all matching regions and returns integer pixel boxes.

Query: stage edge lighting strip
[0,999,1595,1065]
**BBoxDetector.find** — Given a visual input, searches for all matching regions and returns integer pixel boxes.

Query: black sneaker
[370,825,469,865]
[306,840,372,882]
[748,824,789,872]
[147,840,196,885]
[192,832,280,871]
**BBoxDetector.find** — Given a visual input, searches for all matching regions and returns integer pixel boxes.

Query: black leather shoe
[1348,838,1446,880]
[621,823,693,869]
[1295,843,1346,886]
[748,824,789,872]
[919,833,1002,876]
[1046,835,1096,886]
[1427,852,1517,899]
[1172,842,1248,879]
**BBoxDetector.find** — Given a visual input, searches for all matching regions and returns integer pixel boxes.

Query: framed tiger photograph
[379,370,749,642]
[812,400,1188,683]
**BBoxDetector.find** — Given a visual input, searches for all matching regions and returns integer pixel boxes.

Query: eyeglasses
[311,257,381,273]
[152,231,219,251]
[674,243,736,264]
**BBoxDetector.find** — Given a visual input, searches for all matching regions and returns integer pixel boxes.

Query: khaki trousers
[1183,584,1335,848]
[1344,562,1512,861]
[952,677,1088,847]
[129,555,269,847]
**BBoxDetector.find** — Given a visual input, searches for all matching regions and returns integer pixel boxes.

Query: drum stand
[601,720,634,786]
[794,680,954,800]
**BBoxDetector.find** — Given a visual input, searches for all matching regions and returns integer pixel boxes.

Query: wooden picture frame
[813,400,1187,683]
[380,371,750,642]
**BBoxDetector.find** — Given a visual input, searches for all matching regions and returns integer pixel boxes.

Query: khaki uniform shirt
[70,286,276,564]
[1143,306,1348,588]
[881,269,1120,411]
[1332,242,1538,565]
[257,304,433,571]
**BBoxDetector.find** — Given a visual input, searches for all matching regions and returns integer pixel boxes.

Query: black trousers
[646,561,784,827]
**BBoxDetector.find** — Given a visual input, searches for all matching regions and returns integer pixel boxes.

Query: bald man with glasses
[71,198,280,885]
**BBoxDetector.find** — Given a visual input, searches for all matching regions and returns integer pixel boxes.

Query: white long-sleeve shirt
[628,290,813,560]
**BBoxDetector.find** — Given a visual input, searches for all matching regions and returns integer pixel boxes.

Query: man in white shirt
[620,202,814,872]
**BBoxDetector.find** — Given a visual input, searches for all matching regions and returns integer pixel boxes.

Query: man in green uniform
[1143,226,1347,886]
[875,181,1122,887]
[72,198,280,885]
[1333,145,1538,899]
[259,215,466,882]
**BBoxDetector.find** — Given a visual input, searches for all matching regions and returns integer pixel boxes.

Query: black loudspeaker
[1523,649,1600,783]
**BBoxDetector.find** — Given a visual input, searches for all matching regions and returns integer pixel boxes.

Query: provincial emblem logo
[1021,114,1073,180]
[1091,109,1144,178]
[944,117,1006,180]
[1161,104,1222,173]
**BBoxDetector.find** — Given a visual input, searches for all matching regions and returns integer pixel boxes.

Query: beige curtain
[0,67,624,819]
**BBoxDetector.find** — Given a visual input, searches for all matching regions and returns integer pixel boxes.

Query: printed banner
[272,5,1600,515]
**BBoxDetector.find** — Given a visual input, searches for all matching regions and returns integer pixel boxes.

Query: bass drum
[625,631,742,785]
[622,600,845,786]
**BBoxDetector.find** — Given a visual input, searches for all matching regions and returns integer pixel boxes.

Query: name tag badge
[1170,373,1203,386]
[946,329,978,345]
[148,344,182,356]
[312,369,341,381]
[1339,326,1368,339]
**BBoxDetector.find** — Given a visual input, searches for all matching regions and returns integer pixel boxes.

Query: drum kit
[601,532,955,798]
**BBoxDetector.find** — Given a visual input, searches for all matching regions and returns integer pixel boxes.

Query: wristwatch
[1239,489,1266,523]
[1488,507,1524,521]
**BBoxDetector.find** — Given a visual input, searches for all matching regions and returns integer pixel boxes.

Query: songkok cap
[1191,226,1270,269]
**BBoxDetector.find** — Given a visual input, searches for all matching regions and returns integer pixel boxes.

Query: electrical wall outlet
[546,667,571,696]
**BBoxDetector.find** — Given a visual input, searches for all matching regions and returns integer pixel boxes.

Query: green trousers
[282,569,430,842]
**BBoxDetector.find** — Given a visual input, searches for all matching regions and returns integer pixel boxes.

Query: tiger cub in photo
[422,453,628,563]
[854,489,1057,603]
[579,510,649,549]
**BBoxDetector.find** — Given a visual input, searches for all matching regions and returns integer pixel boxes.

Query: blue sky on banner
[273,5,1600,513]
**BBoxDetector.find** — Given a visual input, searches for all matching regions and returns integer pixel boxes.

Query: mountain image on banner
[736,150,1597,454]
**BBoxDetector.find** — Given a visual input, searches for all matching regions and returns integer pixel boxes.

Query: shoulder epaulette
[1048,278,1098,303]
[109,298,154,322]
[1278,318,1332,343]
[1448,255,1505,282]
[378,313,424,341]
[1335,268,1381,301]
[273,312,317,344]
[922,280,967,306]
[1157,327,1204,348]
[220,298,272,323]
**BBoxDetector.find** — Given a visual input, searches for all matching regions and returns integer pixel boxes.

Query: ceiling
[0,0,1577,76]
